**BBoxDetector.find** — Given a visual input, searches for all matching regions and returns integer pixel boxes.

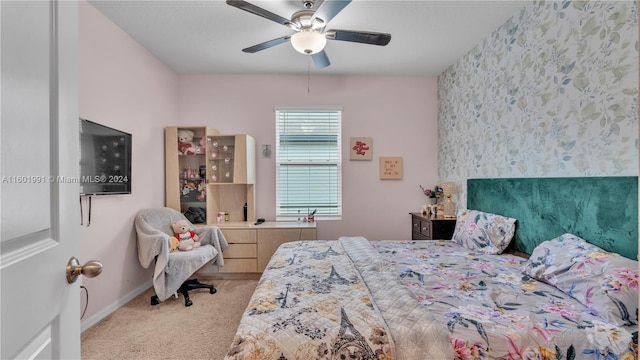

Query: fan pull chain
[307,58,311,94]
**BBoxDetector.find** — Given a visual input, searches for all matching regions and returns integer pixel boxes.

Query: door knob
[66,257,103,284]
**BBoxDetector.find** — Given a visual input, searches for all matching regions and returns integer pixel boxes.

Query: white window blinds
[275,107,342,220]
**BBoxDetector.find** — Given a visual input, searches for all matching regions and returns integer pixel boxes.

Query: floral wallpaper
[438,1,638,207]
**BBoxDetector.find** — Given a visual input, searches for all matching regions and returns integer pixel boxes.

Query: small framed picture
[349,137,372,161]
[379,156,403,179]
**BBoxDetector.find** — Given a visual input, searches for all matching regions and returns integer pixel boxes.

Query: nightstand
[410,212,456,240]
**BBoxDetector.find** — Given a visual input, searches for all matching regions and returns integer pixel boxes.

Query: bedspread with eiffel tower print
[225,237,453,359]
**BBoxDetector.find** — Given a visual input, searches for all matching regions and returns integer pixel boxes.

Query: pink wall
[79,1,178,323]
[178,75,439,240]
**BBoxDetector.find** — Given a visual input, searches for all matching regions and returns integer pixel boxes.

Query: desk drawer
[223,244,257,258]
[221,229,256,243]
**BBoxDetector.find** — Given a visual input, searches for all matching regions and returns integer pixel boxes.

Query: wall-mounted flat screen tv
[79,118,132,195]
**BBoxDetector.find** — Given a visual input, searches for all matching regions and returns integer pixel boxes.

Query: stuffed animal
[169,237,180,253]
[182,181,196,194]
[170,219,201,251]
[177,129,199,155]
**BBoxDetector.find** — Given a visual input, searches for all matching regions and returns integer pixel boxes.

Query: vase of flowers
[419,185,443,204]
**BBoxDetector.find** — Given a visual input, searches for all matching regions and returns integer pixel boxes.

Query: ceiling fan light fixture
[291,30,326,55]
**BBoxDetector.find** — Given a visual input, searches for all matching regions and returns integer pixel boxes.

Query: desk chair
[135,207,228,306]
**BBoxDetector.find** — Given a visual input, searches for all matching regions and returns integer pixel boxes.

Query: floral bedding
[371,240,638,360]
[521,233,639,329]
[226,238,637,360]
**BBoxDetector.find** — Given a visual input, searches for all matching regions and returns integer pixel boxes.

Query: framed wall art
[379,156,403,179]
[349,137,372,161]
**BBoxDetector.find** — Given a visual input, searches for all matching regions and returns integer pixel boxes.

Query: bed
[225,177,638,359]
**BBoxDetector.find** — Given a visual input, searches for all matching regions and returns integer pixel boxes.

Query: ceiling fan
[226,0,391,68]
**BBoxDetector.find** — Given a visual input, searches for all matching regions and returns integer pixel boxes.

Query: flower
[420,185,443,199]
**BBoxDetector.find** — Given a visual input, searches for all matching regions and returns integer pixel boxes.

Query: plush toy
[170,219,201,251]
[181,181,196,197]
[177,129,199,155]
[169,237,180,253]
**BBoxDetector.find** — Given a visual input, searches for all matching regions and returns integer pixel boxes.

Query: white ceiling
[88,0,529,76]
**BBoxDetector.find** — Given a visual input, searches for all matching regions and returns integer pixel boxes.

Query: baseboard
[81,280,152,332]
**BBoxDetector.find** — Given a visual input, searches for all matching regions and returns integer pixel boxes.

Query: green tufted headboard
[467,177,638,260]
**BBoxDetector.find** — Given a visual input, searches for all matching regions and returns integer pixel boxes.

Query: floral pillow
[522,233,638,327]
[450,209,516,254]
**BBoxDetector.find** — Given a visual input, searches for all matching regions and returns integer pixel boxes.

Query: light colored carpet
[81,279,258,360]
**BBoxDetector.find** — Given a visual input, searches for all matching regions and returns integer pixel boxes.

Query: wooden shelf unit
[205,134,256,224]
[165,127,256,224]
[165,126,219,213]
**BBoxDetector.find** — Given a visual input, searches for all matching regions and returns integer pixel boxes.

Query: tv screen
[79,118,132,195]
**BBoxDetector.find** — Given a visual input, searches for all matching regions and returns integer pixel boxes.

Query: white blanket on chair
[135,208,228,301]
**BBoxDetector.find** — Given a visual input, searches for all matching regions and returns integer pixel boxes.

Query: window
[275,107,342,220]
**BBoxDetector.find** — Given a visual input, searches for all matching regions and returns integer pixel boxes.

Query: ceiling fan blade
[312,50,330,68]
[311,0,351,25]
[326,29,391,46]
[226,0,292,27]
[242,36,291,53]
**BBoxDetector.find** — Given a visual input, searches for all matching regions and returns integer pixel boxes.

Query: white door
[1,1,81,359]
